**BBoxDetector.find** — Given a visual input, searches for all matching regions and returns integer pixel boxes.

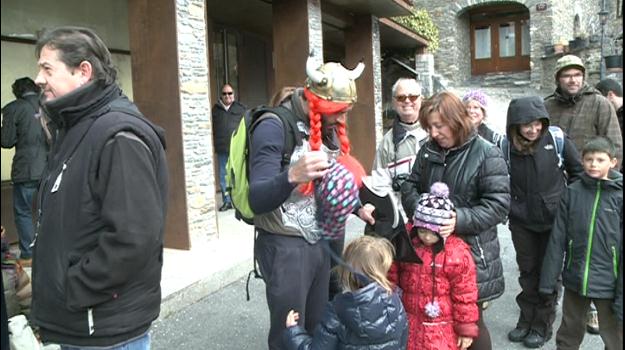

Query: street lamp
[598,0,609,79]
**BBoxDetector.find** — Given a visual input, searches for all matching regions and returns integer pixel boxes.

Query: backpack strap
[249,106,304,167]
[548,126,565,169]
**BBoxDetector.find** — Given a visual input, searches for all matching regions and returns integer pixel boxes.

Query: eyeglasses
[559,73,584,80]
[395,94,420,103]
[222,91,234,96]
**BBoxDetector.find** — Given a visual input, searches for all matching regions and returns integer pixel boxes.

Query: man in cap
[544,55,622,168]
[248,57,364,349]
[544,54,622,336]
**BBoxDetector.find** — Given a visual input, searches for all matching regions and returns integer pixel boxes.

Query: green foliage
[391,9,440,53]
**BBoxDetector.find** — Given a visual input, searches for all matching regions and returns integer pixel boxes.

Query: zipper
[476,236,487,268]
[582,180,601,296]
[612,246,618,280]
[88,307,95,335]
[566,239,573,270]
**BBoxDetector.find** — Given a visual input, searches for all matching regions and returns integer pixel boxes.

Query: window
[521,20,530,56]
[213,29,239,93]
[475,26,492,59]
[499,22,515,57]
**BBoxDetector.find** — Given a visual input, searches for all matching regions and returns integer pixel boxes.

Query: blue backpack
[501,125,565,170]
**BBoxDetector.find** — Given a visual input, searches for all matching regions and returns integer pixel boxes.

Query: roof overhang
[379,18,428,50]
[323,0,413,17]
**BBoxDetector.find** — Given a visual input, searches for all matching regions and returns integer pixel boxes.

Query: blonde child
[283,235,408,349]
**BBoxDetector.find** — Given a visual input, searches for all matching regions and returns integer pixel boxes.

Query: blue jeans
[60,333,150,350]
[12,181,38,259]
[217,153,231,204]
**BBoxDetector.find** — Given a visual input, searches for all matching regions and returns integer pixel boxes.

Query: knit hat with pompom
[412,182,455,233]
[315,160,361,240]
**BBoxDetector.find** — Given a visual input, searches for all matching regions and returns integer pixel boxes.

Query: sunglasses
[222,92,234,96]
[395,94,420,103]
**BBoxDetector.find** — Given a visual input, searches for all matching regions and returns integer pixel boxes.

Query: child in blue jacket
[283,235,408,349]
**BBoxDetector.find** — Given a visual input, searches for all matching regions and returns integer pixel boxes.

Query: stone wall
[410,0,621,89]
[176,0,218,244]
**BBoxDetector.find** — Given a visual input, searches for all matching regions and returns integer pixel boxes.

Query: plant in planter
[553,38,568,54]
[604,36,623,72]
[391,9,440,53]
[570,33,589,50]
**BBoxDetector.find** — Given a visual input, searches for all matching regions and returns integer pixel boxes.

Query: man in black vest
[30,26,168,349]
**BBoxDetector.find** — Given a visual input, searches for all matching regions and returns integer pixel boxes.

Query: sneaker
[508,327,530,342]
[219,202,233,212]
[586,309,600,334]
[523,330,549,348]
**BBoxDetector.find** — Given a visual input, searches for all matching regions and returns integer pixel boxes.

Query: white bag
[8,314,41,350]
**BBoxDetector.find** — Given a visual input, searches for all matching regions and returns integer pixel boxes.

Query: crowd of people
[0,24,622,350]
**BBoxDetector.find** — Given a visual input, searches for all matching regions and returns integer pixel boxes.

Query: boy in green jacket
[540,136,623,349]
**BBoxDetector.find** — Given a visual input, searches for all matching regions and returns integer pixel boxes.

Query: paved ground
[150,220,604,350]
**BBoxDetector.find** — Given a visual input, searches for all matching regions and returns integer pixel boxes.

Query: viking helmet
[305,56,365,103]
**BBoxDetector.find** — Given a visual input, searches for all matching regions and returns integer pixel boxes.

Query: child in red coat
[389,182,479,350]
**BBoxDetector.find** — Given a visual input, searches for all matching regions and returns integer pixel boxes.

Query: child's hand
[457,336,473,350]
[358,203,376,225]
[285,310,300,328]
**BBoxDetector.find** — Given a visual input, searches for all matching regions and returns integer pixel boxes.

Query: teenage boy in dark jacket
[540,136,623,350]
[30,27,168,348]
[504,96,583,348]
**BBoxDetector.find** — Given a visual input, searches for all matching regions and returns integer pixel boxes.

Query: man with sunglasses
[359,78,428,238]
[212,84,246,211]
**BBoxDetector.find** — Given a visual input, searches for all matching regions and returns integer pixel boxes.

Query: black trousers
[255,232,330,350]
[328,236,345,301]
[556,289,623,350]
[510,224,557,337]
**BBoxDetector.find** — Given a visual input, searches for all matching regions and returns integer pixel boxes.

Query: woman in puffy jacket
[282,235,408,350]
[401,92,510,350]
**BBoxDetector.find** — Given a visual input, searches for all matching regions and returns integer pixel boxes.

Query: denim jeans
[12,181,38,259]
[60,333,150,350]
[217,153,231,204]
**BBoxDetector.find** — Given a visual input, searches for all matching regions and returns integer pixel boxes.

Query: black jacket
[540,171,623,301]
[212,100,246,154]
[283,283,408,349]
[30,80,168,346]
[1,92,48,183]
[401,135,510,302]
[506,96,584,232]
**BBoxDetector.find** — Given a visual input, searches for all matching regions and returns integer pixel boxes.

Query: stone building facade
[411,0,622,90]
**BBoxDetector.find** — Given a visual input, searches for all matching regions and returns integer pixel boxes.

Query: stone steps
[466,71,532,87]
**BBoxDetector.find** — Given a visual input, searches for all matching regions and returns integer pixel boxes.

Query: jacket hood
[506,96,550,139]
[213,100,246,113]
[551,83,599,105]
[334,282,403,340]
[579,169,623,190]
